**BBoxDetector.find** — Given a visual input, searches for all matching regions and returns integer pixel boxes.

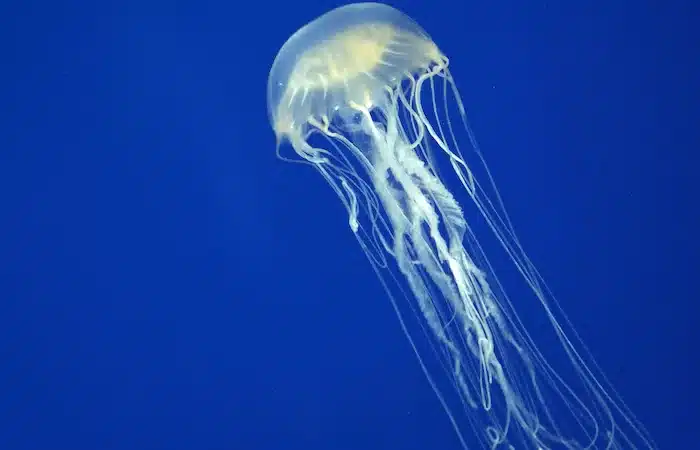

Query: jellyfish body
[267,3,654,449]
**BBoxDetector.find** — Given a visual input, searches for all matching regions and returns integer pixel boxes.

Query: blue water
[2,1,697,448]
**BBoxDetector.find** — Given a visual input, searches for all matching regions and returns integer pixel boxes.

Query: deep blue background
[2,0,697,448]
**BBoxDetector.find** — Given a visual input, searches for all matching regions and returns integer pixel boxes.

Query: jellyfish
[266,3,655,449]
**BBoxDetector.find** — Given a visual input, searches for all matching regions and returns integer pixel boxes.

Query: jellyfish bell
[267,3,655,449]
[267,3,440,142]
